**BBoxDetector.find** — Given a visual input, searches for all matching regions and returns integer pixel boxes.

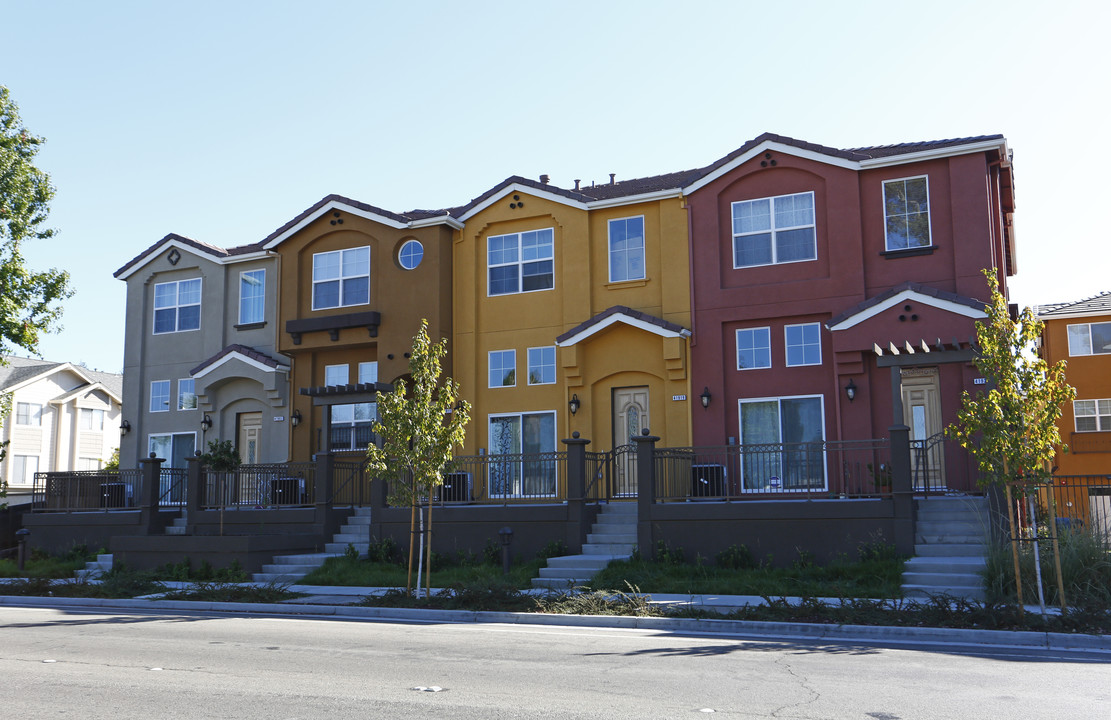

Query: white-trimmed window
[489,350,516,387]
[785,323,822,367]
[736,327,771,370]
[738,395,826,491]
[79,408,105,430]
[15,402,42,426]
[398,240,423,270]
[78,457,102,471]
[150,380,170,413]
[488,229,554,296]
[488,411,557,497]
[732,192,816,268]
[358,362,378,384]
[608,216,645,282]
[313,247,370,310]
[149,432,196,469]
[883,176,931,250]
[1074,399,1111,432]
[527,347,556,385]
[324,364,349,386]
[12,455,39,485]
[239,269,266,325]
[1067,321,1111,356]
[153,278,202,334]
[178,378,197,410]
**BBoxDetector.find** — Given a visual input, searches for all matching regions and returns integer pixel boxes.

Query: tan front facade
[453,182,692,455]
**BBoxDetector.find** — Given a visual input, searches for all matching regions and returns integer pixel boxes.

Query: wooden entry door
[238,412,262,465]
[613,387,649,497]
[901,369,945,489]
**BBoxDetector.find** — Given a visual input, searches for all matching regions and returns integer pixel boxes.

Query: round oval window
[398,240,424,270]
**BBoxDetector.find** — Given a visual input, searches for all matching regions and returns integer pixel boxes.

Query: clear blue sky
[3,0,1107,373]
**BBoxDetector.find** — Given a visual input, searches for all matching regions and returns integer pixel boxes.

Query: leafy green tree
[200,439,241,472]
[0,85,72,357]
[948,268,1076,611]
[948,269,1075,486]
[367,319,470,595]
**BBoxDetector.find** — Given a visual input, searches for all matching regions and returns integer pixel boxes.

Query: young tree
[948,268,1076,611]
[0,85,72,357]
[366,319,470,595]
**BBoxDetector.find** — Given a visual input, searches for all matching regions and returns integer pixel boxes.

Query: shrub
[715,544,756,570]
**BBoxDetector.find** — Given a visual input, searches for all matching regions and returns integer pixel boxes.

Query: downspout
[682,193,700,444]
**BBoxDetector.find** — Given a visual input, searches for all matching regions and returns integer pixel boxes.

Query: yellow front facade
[453,182,692,456]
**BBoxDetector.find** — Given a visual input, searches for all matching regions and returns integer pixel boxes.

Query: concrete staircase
[166,516,187,535]
[902,496,989,601]
[532,503,638,590]
[76,554,113,581]
[251,508,372,583]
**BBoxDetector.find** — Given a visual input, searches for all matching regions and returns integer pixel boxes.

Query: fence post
[889,424,915,556]
[563,432,590,554]
[184,453,202,534]
[315,452,335,533]
[139,453,166,536]
[632,430,659,560]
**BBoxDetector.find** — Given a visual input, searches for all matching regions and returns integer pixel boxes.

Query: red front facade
[686,134,1016,491]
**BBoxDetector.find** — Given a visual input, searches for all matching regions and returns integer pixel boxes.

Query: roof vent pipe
[540,174,550,185]
[574,179,581,191]
[609,173,615,185]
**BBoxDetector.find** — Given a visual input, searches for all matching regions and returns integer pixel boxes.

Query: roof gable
[828,283,987,331]
[191,344,289,378]
[556,306,691,347]
[260,194,461,250]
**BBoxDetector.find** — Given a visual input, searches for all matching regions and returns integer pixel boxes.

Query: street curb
[3,595,1108,653]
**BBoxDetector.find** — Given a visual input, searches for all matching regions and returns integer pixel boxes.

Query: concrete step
[536,567,600,580]
[583,543,636,555]
[597,503,637,515]
[913,543,987,557]
[270,552,336,565]
[902,571,983,586]
[252,572,309,583]
[586,531,636,544]
[916,534,985,545]
[531,576,593,590]
[259,562,322,576]
[164,526,187,536]
[543,554,617,570]
[324,542,369,554]
[903,583,985,601]
[916,519,985,534]
[332,532,369,543]
[905,557,986,574]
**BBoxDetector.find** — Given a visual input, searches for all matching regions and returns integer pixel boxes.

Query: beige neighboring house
[1,357,123,505]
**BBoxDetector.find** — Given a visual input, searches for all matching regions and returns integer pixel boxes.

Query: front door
[901,369,945,489]
[238,412,262,465]
[612,387,649,497]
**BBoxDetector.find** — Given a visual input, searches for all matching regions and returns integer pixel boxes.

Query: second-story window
[785,323,822,367]
[883,176,931,250]
[489,350,516,387]
[153,278,202,334]
[1067,321,1111,356]
[313,247,370,310]
[732,192,816,268]
[736,328,771,370]
[150,380,170,413]
[608,216,645,282]
[325,364,349,386]
[527,347,556,385]
[16,402,42,426]
[239,269,266,324]
[488,229,554,296]
[79,408,106,431]
[178,378,197,410]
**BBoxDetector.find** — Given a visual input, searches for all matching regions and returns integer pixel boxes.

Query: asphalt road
[1,606,1107,719]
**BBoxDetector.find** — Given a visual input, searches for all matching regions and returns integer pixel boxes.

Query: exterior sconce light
[569,393,580,416]
[119,420,131,436]
[845,378,857,403]
[700,387,712,409]
[291,409,302,428]
[201,415,213,432]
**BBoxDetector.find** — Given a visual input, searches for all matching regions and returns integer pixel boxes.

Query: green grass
[300,554,545,589]
[984,526,1111,609]
[587,554,905,599]
[161,581,302,603]
[0,546,97,579]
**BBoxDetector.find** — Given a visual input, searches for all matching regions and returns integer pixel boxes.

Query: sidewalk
[3,581,1108,655]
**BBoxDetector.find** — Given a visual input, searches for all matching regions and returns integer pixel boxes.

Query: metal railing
[32,469,142,511]
[1040,475,1111,539]
[199,463,315,509]
[654,440,892,501]
[157,468,188,508]
[382,451,569,506]
[331,461,370,505]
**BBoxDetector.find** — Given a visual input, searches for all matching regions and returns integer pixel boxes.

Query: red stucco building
[686,133,1016,493]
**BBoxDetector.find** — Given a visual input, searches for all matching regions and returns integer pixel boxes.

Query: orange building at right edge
[1037,292,1111,475]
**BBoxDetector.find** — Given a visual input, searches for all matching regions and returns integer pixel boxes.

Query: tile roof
[556,305,690,345]
[190,344,288,377]
[827,282,988,328]
[0,356,122,398]
[844,134,1006,159]
[1036,291,1111,318]
[113,232,259,279]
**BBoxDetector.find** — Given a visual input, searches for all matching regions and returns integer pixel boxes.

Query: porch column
[314,451,337,534]
[890,365,904,425]
[632,430,659,559]
[889,423,915,555]
[184,452,202,534]
[139,453,166,536]
[562,432,590,555]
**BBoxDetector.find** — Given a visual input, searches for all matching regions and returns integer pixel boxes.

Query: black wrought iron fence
[32,469,142,511]
[382,451,569,506]
[199,464,315,509]
[1041,475,1111,539]
[157,468,187,508]
[331,461,369,505]
[654,439,892,501]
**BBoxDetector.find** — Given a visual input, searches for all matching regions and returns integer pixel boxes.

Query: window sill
[234,321,267,331]
[880,245,937,259]
[605,278,649,289]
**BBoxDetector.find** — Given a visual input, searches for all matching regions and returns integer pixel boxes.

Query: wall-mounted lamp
[845,378,857,403]
[569,393,580,416]
[200,415,213,432]
[291,409,302,428]
[119,420,131,436]
[700,387,712,409]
